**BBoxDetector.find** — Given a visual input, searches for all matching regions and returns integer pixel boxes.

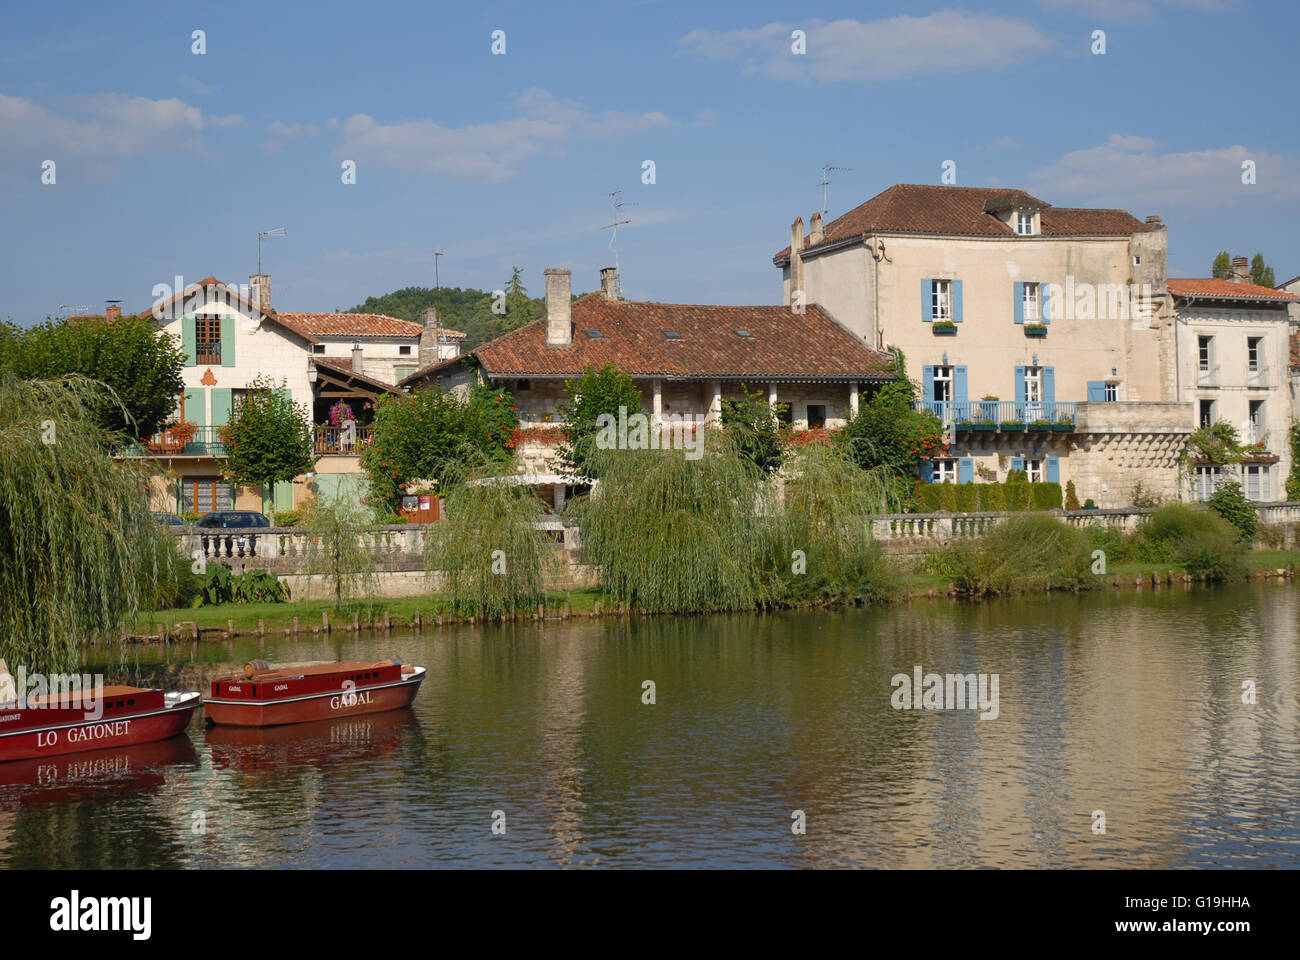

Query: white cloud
[1037,0,1233,20]
[677,12,1052,81]
[335,89,672,184]
[178,74,216,97]
[263,120,320,155]
[1027,133,1300,207]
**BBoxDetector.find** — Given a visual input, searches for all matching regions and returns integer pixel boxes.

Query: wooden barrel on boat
[244,659,270,678]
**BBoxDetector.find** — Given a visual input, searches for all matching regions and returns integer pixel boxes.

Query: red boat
[0,686,202,763]
[204,659,426,727]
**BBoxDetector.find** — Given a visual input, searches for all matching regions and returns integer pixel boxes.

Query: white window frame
[1104,382,1118,402]
[1247,337,1263,373]
[1023,282,1040,321]
[932,280,952,321]
[1016,211,1034,236]
[1193,465,1222,501]
[934,459,959,484]
[1198,399,1215,427]
[1025,458,1044,483]
[933,365,953,403]
[1023,366,1042,404]
[1198,335,1213,373]
[1243,464,1268,502]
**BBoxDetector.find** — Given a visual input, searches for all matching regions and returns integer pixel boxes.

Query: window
[1198,399,1215,427]
[196,315,222,364]
[1016,211,1033,235]
[1248,400,1265,442]
[932,280,952,321]
[932,365,953,403]
[1197,335,1213,373]
[1247,337,1263,373]
[516,379,531,391]
[399,345,412,356]
[776,404,793,427]
[1132,255,1142,266]
[1243,464,1269,501]
[933,459,958,483]
[394,365,417,381]
[734,329,753,339]
[663,329,682,341]
[807,404,827,429]
[1023,282,1040,322]
[1023,366,1042,403]
[1025,458,1044,483]
[312,344,326,354]
[585,329,604,339]
[183,477,233,514]
[1105,382,1118,402]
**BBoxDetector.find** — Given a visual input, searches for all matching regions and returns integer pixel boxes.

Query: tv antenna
[257,226,287,274]
[58,303,90,319]
[601,190,635,298]
[819,164,851,216]
[433,249,444,319]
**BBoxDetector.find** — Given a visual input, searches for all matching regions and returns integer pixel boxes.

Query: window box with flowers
[931,320,958,335]
[1023,323,1048,338]
[147,420,198,454]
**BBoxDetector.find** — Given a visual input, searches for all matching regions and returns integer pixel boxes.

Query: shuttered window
[183,477,234,514]
[196,316,222,364]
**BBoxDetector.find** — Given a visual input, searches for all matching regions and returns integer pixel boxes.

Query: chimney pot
[1145,215,1162,225]
[544,267,572,347]
[599,266,619,301]
[810,212,824,245]
[1231,256,1250,282]
[351,342,364,374]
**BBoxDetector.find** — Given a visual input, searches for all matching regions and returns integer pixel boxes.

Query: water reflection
[1,583,1296,868]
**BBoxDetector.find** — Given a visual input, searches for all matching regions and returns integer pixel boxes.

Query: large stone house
[769,183,1295,505]
[120,275,462,515]
[400,266,896,511]
[1167,264,1299,500]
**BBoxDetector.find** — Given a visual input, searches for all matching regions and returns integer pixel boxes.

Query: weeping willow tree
[0,373,181,672]
[300,491,377,610]
[425,455,554,617]
[570,432,769,613]
[759,441,897,606]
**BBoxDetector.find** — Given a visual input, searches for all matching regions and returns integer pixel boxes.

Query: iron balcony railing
[120,425,228,457]
[913,400,1078,430]
[314,423,374,454]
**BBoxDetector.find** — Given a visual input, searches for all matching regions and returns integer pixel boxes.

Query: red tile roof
[276,312,432,339]
[774,184,1153,261]
[401,294,894,385]
[1167,278,1300,302]
[138,277,322,344]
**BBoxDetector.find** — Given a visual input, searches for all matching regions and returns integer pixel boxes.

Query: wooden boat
[204,659,426,728]
[0,685,202,763]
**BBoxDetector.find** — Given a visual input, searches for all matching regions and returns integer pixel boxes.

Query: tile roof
[313,356,403,393]
[1167,278,1300,302]
[774,184,1154,261]
[276,312,430,339]
[138,276,321,344]
[401,294,895,385]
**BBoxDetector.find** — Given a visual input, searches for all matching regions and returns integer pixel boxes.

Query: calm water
[2,583,1298,869]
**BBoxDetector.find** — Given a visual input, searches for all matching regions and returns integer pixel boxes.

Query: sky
[2,0,1297,323]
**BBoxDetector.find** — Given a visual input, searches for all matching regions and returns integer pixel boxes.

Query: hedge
[915,480,1062,513]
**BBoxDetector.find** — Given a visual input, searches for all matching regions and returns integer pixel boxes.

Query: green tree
[1250,253,1275,288]
[1287,421,1300,501]
[217,375,316,516]
[556,365,644,479]
[361,378,516,510]
[0,315,185,438]
[1206,480,1259,544]
[720,384,785,473]
[1211,252,1233,279]
[348,281,547,350]
[837,379,944,494]
[0,373,182,672]
[300,491,377,611]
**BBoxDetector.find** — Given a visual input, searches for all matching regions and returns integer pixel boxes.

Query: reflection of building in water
[534,625,593,866]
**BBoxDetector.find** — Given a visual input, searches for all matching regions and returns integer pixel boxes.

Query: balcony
[314,423,374,454]
[120,425,227,458]
[914,400,1077,431]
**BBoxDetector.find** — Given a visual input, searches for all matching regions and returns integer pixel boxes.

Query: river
[2,582,1297,868]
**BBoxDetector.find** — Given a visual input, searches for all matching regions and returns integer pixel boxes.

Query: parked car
[151,512,186,526]
[195,511,271,529]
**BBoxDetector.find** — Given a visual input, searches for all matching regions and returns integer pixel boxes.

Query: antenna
[600,190,635,298]
[257,227,287,274]
[818,164,852,217]
[58,303,91,320]
[433,249,444,320]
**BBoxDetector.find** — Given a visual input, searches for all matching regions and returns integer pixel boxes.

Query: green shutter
[210,388,233,426]
[185,387,207,426]
[221,314,236,367]
[182,314,197,366]
[274,480,294,511]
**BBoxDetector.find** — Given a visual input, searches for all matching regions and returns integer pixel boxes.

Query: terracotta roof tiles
[1167,278,1300,302]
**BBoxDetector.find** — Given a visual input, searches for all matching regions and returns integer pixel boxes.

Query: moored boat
[0,685,202,763]
[204,659,425,727]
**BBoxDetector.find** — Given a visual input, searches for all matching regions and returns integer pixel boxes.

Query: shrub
[946,513,1095,596]
[978,483,1005,512]
[1004,471,1029,511]
[938,481,959,512]
[1206,480,1259,544]
[954,482,978,512]
[181,509,203,524]
[193,564,290,606]
[1032,482,1063,510]
[1133,503,1242,579]
[274,509,300,527]
[1064,480,1081,511]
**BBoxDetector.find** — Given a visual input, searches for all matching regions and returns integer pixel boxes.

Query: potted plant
[1000,419,1025,432]
[1052,416,1074,432]
[1024,322,1048,338]
[1082,498,1099,511]
[1029,418,1053,431]
[932,320,958,335]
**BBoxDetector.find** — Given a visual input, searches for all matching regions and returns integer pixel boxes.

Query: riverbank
[113,548,1300,642]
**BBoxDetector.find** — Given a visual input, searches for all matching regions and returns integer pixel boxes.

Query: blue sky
[2,0,1297,323]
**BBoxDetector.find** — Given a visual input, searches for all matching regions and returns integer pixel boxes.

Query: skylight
[585,329,604,339]
[663,329,682,340]
[734,329,753,338]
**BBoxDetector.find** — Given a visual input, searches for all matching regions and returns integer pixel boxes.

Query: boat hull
[0,694,201,763]
[205,668,425,727]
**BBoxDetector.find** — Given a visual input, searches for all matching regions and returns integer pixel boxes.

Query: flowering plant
[328,400,357,429]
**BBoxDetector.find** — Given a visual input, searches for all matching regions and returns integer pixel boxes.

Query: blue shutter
[953,279,963,323]
[954,365,968,407]
[1011,457,1025,474]
[920,459,934,483]
[1042,367,1055,405]
[1086,381,1106,402]
[922,366,935,406]
[959,458,974,484]
[1041,282,1052,325]
[921,280,933,322]
[1014,366,1026,406]
[1046,457,1060,483]
[1013,281,1024,324]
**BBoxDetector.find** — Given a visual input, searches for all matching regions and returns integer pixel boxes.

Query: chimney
[544,267,572,347]
[249,273,271,313]
[351,342,364,374]
[419,306,443,366]
[1145,215,1162,226]
[810,212,824,245]
[599,266,619,301]
[1231,256,1250,283]
[105,305,121,322]
[787,216,805,305]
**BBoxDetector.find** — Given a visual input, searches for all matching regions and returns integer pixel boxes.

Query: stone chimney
[787,216,805,305]
[544,267,572,347]
[599,266,619,301]
[105,305,121,322]
[419,306,442,366]
[810,212,824,245]
[1231,256,1250,283]
[1145,215,1162,226]
[249,273,271,313]
[351,342,364,374]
